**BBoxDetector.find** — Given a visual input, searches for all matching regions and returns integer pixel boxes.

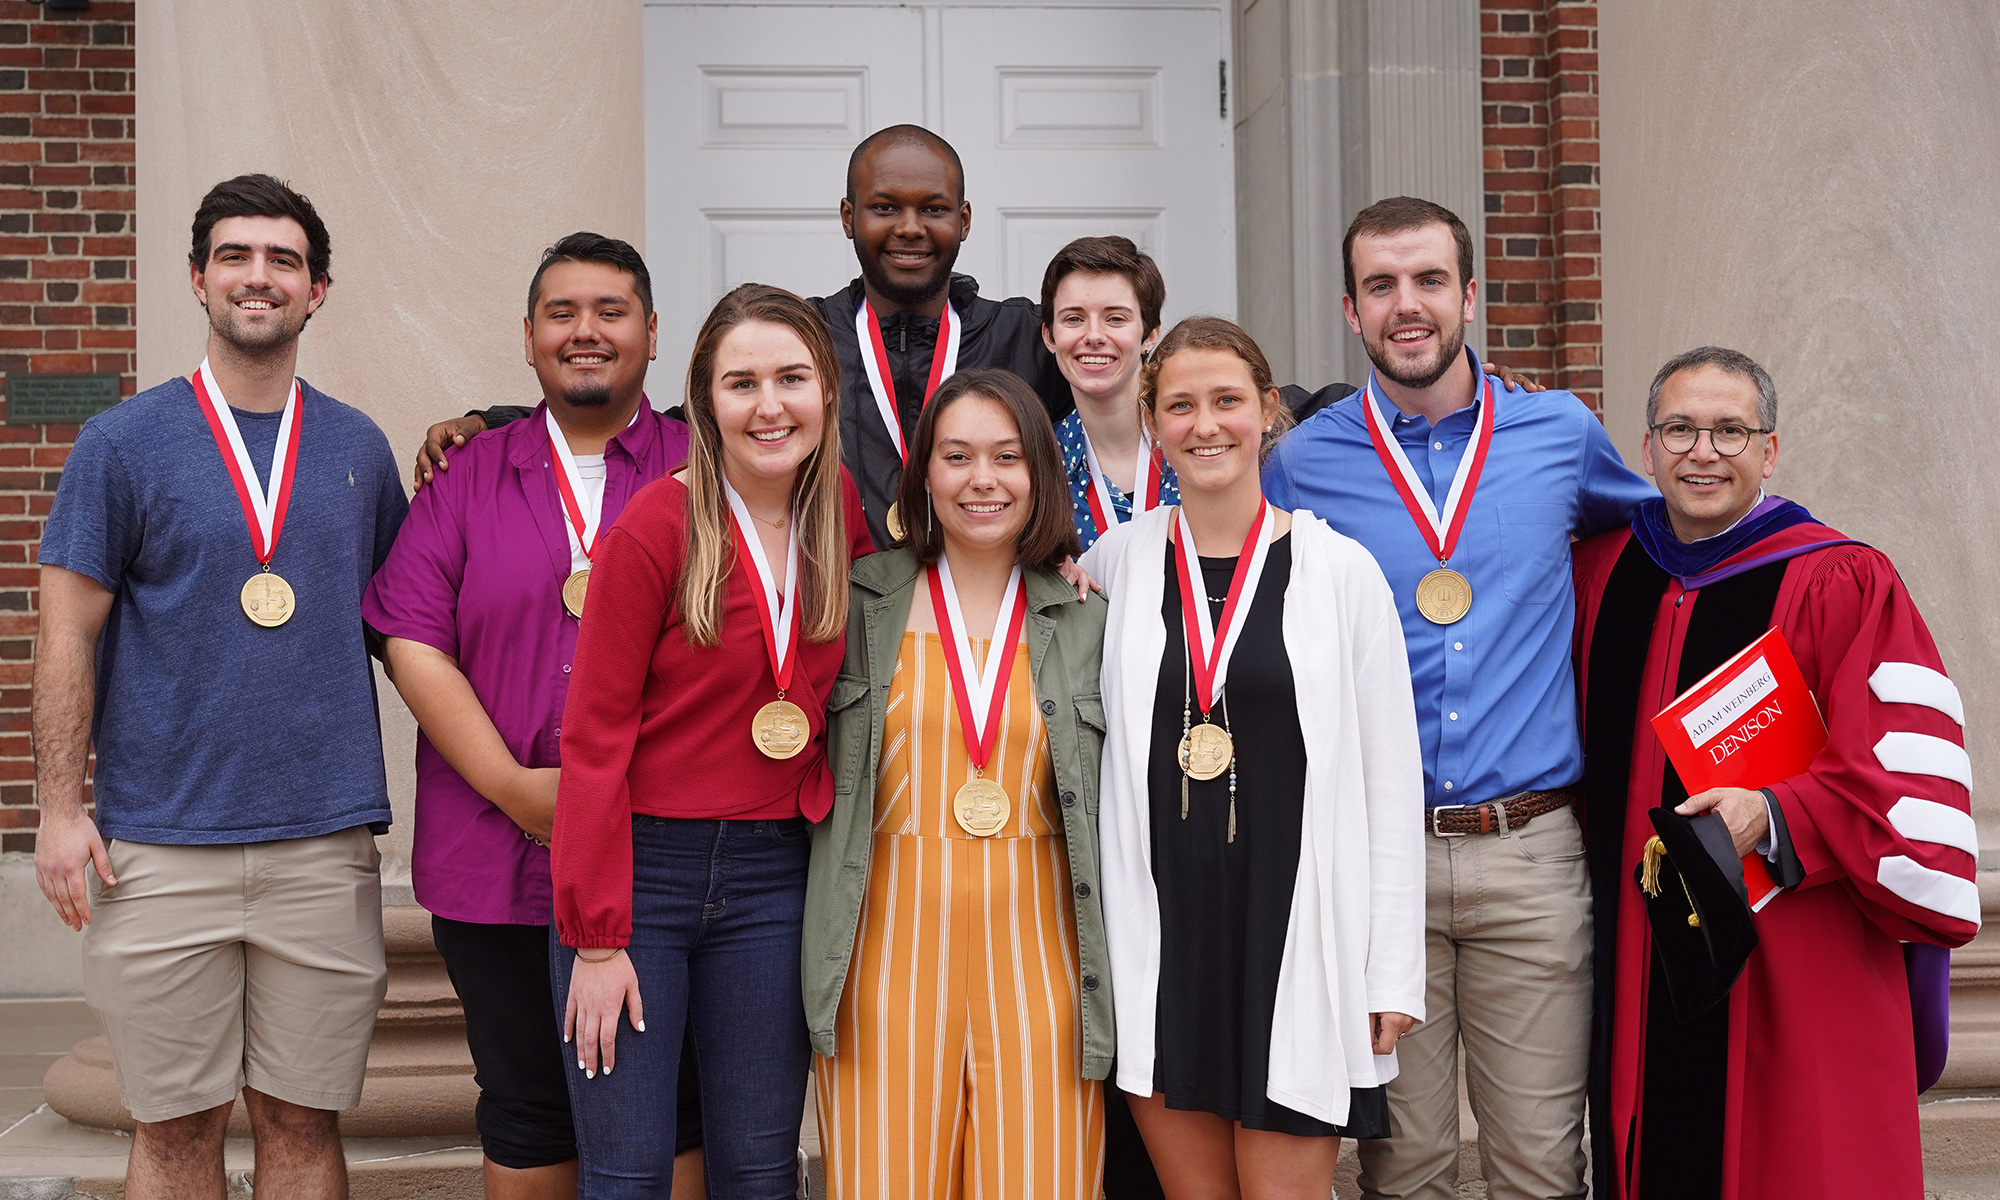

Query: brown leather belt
[1429,787,1577,837]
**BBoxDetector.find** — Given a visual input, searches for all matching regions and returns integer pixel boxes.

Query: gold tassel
[1681,875,1702,927]
[1640,836,1666,896]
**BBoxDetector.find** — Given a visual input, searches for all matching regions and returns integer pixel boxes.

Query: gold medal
[1178,721,1234,781]
[240,570,296,627]
[953,775,1011,836]
[1415,567,1472,625]
[562,568,590,619]
[885,499,906,543]
[751,698,810,760]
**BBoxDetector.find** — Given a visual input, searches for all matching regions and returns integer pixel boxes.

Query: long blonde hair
[678,284,848,647]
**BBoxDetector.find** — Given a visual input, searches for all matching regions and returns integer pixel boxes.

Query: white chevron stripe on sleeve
[1875,732,1974,790]
[1878,855,1983,927]
[1870,662,1966,725]
[1886,796,1980,858]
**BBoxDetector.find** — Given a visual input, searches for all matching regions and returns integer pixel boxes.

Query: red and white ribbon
[1361,373,1495,564]
[545,409,603,569]
[927,557,1027,771]
[855,298,960,462]
[724,479,801,691]
[1082,428,1164,536]
[1172,503,1272,717]
[191,357,301,566]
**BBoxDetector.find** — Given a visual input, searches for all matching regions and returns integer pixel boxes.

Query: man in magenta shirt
[363,233,689,1198]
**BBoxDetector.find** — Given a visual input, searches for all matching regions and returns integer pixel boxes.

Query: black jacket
[818,274,1071,549]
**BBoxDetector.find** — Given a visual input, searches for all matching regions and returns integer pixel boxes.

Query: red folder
[1649,627,1827,912]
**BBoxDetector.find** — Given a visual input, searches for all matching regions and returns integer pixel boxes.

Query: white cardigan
[1081,506,1426,1125]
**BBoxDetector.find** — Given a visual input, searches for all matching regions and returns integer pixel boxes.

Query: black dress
[1146,534,1390,1138]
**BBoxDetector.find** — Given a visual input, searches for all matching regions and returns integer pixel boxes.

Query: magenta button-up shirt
[363,402,690,925]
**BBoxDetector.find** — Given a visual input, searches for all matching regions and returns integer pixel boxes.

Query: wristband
[574,947,624,964]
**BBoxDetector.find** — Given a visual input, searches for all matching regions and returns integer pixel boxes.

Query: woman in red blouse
[550,283,871,1198]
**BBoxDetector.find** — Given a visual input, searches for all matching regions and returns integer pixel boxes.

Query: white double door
[644,1,1236,378]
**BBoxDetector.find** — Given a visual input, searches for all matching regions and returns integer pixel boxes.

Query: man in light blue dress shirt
[1265,197,1653,1200]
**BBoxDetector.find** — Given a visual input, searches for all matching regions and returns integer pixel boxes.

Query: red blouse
[552,470,872,948]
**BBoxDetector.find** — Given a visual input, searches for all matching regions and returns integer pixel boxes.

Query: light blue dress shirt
[1263,352,1654,807]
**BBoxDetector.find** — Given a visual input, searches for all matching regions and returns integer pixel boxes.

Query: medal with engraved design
[953,776,1011,837]
[191,360,304,628]
[1415,567,1472,625]
[724,479,808,760]
[1362,369,1496,627]
[752,697,810,760]
[857,298,958,548]
[547,412,606,621]
[927,558,1028,838]
[561,568,591,619]
[1178,721,1233,782]
[241,570,297,627]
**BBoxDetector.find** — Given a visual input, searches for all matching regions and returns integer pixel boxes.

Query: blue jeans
[553,816,812,1199]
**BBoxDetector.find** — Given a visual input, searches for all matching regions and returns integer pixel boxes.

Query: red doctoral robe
[1572,508,1977,1200]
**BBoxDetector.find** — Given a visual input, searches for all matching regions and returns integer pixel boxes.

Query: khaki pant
[1357,806,1592,1200]
[82,827,387,1123]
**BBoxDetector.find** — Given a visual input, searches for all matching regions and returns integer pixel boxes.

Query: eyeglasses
[1648,421,1771,457]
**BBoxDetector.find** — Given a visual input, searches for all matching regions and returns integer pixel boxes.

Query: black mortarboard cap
[1634,809,1759,1023]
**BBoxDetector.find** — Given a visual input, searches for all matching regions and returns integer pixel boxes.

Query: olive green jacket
[802,549,1114,1081]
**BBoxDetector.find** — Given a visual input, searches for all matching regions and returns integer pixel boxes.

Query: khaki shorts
[82,826,388,1123]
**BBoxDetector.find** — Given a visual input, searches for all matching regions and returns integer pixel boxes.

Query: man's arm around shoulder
[32,564,116,931]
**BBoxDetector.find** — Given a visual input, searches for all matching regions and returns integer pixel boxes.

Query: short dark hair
[1039,236,1166,338]
[1341,196,1474,300]
[846,124,965,204]
[896,368,1080,570]
[189,174,331,286]
[1646,345,1779,429]
[527,232,654,319]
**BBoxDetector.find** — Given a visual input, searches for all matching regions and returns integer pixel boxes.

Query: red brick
[29,115,86,138]
[77,328,132,349]
[79,281,132,304]
[28,164,87,186]
[77,139,132,163]
[26,352,90,372]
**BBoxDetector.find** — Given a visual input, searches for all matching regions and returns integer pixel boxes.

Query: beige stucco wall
[1601,4,2000,854]
[134,1,646,892]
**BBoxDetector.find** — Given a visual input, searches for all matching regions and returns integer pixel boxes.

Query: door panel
[644,3,1233,382]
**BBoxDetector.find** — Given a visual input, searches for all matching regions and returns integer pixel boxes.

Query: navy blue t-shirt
[39,375,408,844]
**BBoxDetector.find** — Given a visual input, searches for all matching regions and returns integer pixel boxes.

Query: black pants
[432,916,579,1169]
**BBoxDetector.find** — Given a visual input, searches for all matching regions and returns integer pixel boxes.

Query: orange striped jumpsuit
[815,631,1104,1199]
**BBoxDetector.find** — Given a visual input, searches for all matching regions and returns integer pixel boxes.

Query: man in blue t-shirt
[33,174,406,1199]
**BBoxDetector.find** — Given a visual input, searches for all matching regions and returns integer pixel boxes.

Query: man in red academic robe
[1571,345,1979,1200]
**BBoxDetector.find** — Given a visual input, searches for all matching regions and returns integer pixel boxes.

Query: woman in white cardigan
[1079,317,1425,1198]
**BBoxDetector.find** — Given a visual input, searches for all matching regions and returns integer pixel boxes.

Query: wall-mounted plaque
[5,373,123,424]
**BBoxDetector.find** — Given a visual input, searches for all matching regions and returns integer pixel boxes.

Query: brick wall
[1481,0,1602,411]
[0,1,135,854]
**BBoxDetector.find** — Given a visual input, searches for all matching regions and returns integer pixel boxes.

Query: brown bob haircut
[1039,235,1167,338]
[894,368,1080,571]
[1341,196,1475,300]
[1139,316,1295,464]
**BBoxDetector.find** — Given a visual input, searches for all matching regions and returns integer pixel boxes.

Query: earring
[926,491,933,537]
